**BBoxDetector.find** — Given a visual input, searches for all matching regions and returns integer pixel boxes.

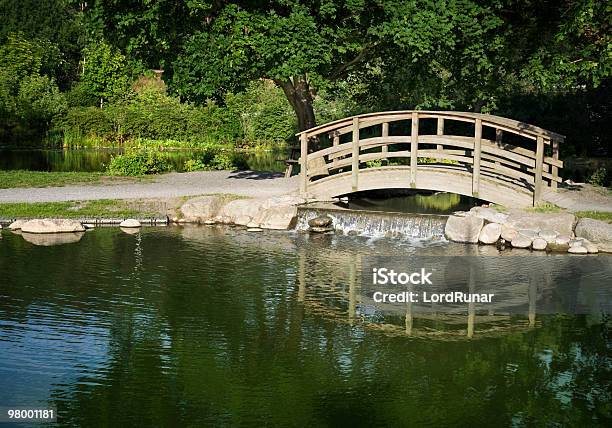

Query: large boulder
[478,223,502,244]
[254,205,298,230]
[180,195,226,223]
[120,219,141,228]
[21,219,85,234]
[505,212,576,237]
[468,207,509,224]
[8,219,27,230]
[259,195,306,210]
[532,238,548,251]
[21,231,84,246]
[575,218,612,253]
[501,224,518,242]
[218,199,265,226]
[444,215,484,243]
[511,235,532,249]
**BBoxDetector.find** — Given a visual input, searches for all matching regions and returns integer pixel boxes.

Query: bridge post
[382,122,389,160]
[410,112,419,188]
[534,135,545,203]
[351,117,360,192]
[300,133,308,195]
[332,131,340,169]
[551,139,559,190]
[436,117,444,151]
[472,119,482,198]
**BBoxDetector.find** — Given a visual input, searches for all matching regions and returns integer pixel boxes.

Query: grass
[0,170,152,189]
[528,202,563,213]
[575,211,612,223]
[0,170,105,189]
[0,200,158,219]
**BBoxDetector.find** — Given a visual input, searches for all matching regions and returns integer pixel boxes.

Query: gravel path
[544,184,612,212]
[0,171,299,203]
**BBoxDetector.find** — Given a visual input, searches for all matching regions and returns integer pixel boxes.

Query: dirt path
[0,171,299,203]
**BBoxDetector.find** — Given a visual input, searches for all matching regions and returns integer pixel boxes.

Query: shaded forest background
[0,0,609,160]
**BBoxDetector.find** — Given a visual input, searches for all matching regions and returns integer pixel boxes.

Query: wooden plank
[300,133,308,194]
[410,112,418,188]
[351,117,359,191]
[382,122,389,159]
[436,118,444,151]
[332,132,340,169]
[551,139,559,190]
[495,128,503,146]
[534,135,544,203]
[473,119,482,197]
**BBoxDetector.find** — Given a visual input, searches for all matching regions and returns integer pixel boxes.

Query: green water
[0,148,286,173]
[0,227,610,427]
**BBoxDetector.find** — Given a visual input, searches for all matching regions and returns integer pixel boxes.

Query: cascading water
[297,206,448,239]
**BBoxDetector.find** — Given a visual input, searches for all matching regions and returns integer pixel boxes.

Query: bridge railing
[296,111,564,205]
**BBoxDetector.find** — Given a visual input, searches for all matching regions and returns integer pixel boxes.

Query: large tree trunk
[275,74,316,132]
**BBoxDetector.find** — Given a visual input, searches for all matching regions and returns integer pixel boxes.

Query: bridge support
[351,117,360,191]
[472,119,482,198]
[410,112,418,188]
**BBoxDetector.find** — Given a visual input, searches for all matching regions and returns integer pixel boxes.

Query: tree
[81,41,130,107]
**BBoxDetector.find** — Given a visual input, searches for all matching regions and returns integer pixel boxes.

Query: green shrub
[107,149,172,176]
[183,159,207,172]
[588,167,608,187]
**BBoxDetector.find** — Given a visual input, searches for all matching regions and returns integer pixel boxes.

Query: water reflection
[0,148,286,173]
[0,227,609,426]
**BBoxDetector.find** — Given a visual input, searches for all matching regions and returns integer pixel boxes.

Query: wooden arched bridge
[296,111,564,207]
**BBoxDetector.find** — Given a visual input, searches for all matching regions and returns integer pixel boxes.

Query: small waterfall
[297,206,447,239]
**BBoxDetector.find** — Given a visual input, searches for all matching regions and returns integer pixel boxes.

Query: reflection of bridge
[297,111,564,207]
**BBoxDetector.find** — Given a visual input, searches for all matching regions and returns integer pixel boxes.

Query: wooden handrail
[298,111,564,206]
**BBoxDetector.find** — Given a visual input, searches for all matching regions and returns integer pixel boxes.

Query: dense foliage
[0,0,609,163]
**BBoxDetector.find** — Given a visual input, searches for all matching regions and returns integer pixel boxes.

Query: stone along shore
[444,206,612,253]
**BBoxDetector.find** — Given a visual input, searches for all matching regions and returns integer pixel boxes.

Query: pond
[0,148,287,173]
[0,226,610,426]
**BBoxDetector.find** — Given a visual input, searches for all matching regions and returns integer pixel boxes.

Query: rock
[83,223,95,229]
[247,227,263,232]
[569,239,584,247]
[8,220,26,230]
[568,246,588,254]
[505,212,576,237]
[532,238,548,251]
[511,235,532,249]
[218,199,265,225]
[575,218,612,253]
[548,236,570,252]
[478,223,502,244]
[246,221,259,228]
[259,195,305,210]
[518,229,539,239]
[444,215,484,243]
[501,225,518,241]
[254,205,298,230]
[180,195,226,223]
[21,231,84,246]
[468,207,508,224]
[556,235,571,245]
[538,229,558,242]
[308,215,333,228]
[119,219,141,228]
[583,241,599,254]
[347,230,360,236]
[21,219,85,234]
[310,227,334,233]
[120,227,140,235]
